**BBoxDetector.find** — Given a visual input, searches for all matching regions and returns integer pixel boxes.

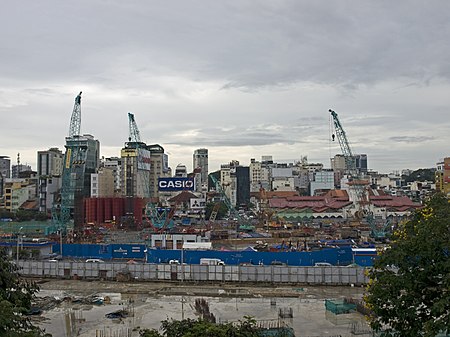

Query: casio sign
[158,178,194,191]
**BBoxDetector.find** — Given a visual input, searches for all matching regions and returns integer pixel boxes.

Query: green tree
[0,248,50,336]
[365,193,450,336]
[140,316,261,337]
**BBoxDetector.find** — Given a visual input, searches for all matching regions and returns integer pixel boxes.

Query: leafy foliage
[0,248,50,336]
[402,168,436,183]
[365,193,450,336]
[16,210,49,222]
[0,209,48,221]
[140,316,262,337]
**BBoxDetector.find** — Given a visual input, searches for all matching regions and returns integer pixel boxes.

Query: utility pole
[16,226,23,262]
[59,230,63,257]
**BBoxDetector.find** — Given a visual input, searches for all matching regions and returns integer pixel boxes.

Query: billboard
[137,148,151,171]
[158,177,195,191]
[65,148,72,168]
[190,198,206,209]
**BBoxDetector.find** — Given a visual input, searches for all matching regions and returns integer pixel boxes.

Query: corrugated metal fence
[17,261,369,285]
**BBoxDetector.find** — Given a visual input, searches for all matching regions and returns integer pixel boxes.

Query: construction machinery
[144,203,175,232]
[209,174,254,232]
[329,109,357,175]
[329,109,369,217]
[52,92,84,232]
[120,112,152,229]
[366,213,391,241]
[124,112,151,198]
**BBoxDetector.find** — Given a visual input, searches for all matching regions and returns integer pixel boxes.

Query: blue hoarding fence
[55,244,373,267]
[59,243,146,260]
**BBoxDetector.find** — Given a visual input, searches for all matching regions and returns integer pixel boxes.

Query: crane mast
[209,174,254,232]
[69,92,82,137]
[329,109,356,175]
[329,108,369,217]
[128,112,141,143]
[53,92,84,233]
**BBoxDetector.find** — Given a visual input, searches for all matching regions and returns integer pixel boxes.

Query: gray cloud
[1,1,449,173]
[389,136,435,143]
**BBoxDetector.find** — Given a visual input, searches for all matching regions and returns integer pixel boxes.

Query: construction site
[32,279,372,337]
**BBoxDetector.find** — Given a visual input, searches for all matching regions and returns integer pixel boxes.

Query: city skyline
[1,2,449,173]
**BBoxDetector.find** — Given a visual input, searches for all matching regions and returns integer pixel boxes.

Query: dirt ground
[34,279,372,337]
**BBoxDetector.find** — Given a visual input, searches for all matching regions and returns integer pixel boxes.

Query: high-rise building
[0,156,10,198]
[104,157,122,195]
[91,168,115,197]
[37,148,64,213]
[439,157,450,197]
[234,166,250,207]
[355,154,368,173]
[62,134,100,227]
[37,148,63,177]
[12,164,32,178]
[219,161,250,208]
[121,145,151,198]
[0,156,11,179]
[147,144,170,199]
[249,158,262,192]
[193,148,208,190]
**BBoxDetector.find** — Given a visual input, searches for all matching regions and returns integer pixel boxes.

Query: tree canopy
[0,248,50,337]
[140,316,293,337]
[365,193,450,336]
[402,168,436,183]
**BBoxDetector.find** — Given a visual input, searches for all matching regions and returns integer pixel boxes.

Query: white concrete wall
[17,261,369,286]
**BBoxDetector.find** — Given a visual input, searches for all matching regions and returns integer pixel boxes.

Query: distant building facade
[436,157,450,197]
[355,154,368,173]
[37,148,64,212]
[0,156,11,179]
[104,157,122,195]
[147,144,170,199]
[12,164,32,178]
[121,144,151,198]
[193,148,208,192]
[62,134,100,227]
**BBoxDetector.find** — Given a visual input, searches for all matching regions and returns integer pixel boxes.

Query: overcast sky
[1,1,449,174]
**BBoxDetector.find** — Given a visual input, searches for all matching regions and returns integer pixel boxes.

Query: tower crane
[125,112,150,197]
[210,174,254,232]
[329,109,368,217]
[329,109,356,175]
[127,112,143,145]
[69,92,82,137]
[53,92,83,233]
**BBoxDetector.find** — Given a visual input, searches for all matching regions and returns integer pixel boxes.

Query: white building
[310,169,334,196]
[104,157,122,194]
[193,148,208,192]
[37,148,64,212]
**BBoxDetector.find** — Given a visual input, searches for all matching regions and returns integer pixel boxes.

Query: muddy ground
[33,279,372,337]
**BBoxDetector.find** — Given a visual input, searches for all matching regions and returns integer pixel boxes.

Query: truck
[200,258,225,266]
